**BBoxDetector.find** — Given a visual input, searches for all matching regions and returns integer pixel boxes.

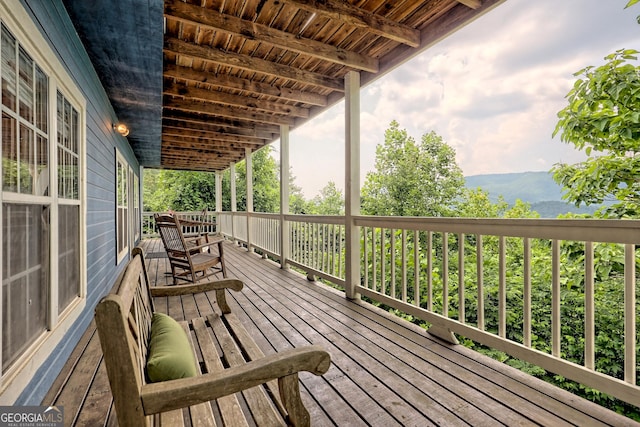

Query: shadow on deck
[42,239,637,426]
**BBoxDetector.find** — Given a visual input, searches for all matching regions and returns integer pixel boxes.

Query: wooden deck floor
[43,239,637,426]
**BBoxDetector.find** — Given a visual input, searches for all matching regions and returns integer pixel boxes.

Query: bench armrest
[149,279,243,297]
[150,279,243,313]
[140,345,331,415]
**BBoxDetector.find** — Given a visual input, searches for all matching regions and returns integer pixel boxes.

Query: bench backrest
[95,248,155,426]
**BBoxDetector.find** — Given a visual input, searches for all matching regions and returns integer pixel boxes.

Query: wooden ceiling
[66,0,506,172]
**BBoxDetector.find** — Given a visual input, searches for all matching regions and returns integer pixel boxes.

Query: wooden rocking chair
[155,213,227,285]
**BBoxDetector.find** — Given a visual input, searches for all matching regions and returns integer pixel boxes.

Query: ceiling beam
[164,64,328,106]
[164,82,310,118]
[162,110,281,134]
[162,126,269,144]
[165,97,297,126]
[162,118,276,139]
[162,138,262,152]
[164,0,379,73]
[278,0,420,47]
[164,37,344,92]
[456,0,482,9]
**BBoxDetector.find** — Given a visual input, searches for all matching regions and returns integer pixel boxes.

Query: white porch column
[215,170,223,237]
[279,125,290,269]
[230,161,237,242]
[215,171,222,213]
[345,71,361,300]
[245,147,254,252]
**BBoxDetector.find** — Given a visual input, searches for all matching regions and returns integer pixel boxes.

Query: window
[116,151,128,262]
[1,17,85,381]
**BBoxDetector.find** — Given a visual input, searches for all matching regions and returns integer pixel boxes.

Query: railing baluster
[499,236,506,338]
[442,232,448,317]
[363,227,369,289]
[523,238,532,347]
[324,224,329,274]
[477,234,484,331]
[331,224,336,276]
[401,229,407,303]
[624,243,636,384]
[414,230,420,307]
[381,229,386,296]
[584,241,594,368]
[338,225,343,278]
[372,227,377,293]
[552,239,561,357]
[458,233,465,323]
[391,229,396,299]
[427,231,432,311]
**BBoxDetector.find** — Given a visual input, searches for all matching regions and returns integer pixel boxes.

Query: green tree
[455,188,508,218]
[221,145,280,212]
[287,169,311,214]
[144,169,216,212]
[552,49,640,218]
[310,181,344,215]
[362,121,464,217]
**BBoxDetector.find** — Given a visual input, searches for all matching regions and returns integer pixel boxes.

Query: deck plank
[41,239,639,427]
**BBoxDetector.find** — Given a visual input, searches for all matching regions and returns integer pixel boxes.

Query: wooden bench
[95,247,331,427]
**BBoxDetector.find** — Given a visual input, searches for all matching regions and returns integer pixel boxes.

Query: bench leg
[278,374,310,427]
[217,241,227,278]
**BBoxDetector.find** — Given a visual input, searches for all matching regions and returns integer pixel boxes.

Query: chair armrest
[149,279,243,297]
[140,345,331,415]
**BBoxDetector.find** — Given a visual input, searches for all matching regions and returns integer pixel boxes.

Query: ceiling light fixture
[113,123,130,137]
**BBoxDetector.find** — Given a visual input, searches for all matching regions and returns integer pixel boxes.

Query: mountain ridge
[464,171,598,217]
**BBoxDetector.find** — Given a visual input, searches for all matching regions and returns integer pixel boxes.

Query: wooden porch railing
[143,211,640,408]
[142,211,217,238]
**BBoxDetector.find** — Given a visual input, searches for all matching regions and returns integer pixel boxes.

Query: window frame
[0,0,87,400]
[116,149,129,263]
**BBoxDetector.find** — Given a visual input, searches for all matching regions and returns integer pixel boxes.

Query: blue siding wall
[15,0,141,404]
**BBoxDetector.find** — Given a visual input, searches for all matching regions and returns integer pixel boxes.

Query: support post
[280,125,290,269]
[230,162,237,243]
[245,147,254,253]
[215,171,222,213]
[345,71,361,300]
[215,171,222,234]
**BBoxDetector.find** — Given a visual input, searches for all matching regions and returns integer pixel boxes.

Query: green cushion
[146,312,198,382]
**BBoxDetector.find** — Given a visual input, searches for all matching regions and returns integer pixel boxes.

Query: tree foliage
[310,181,344,215]
[221,146,280,212]
[143,169,216,212]
[552,49,640,217]
[362,121,464,217]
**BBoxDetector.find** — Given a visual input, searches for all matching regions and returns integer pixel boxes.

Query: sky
[273,0,640,198]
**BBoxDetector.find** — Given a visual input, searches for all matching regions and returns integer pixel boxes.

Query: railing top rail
[355,215,640,244]
[284,214,344,225]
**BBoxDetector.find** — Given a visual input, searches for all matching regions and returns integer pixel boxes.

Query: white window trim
[0,0,87,403]
[116,149,129,264]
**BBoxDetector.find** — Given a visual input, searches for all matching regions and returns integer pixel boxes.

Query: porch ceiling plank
[277,0,421,47]
[164,0,380,73]
[163,64,329,106]
[164,98,297,126]
[162,118,276,139]
[164,38,345,92]
[161,156,242,169]
[163,82,311,118]
[162,129,267,145]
